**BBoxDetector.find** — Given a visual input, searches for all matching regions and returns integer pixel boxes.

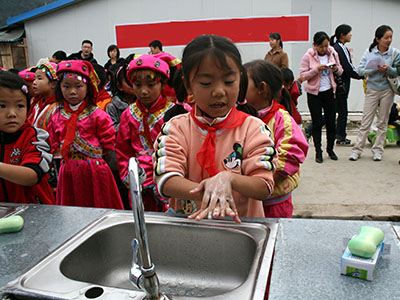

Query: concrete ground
[292,130,400,221]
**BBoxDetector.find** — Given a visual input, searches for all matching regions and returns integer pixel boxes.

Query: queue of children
[2,23,397,220]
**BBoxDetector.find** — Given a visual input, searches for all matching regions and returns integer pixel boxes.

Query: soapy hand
[188,171,241,224]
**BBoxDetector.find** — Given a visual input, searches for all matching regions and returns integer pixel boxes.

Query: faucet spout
[128,158,164,300]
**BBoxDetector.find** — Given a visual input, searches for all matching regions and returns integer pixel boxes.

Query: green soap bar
[348,226,384,258]
[0,215,24,234]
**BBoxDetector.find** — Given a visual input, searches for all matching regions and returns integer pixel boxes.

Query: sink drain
[85,287,104,299]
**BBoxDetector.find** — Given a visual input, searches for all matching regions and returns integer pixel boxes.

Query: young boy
[0,71,54,204]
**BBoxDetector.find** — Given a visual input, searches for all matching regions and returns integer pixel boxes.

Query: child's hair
[107,44,120,59]
[176,34,257,118]
[110,59,127,97]
[269,32,283,49]
[281,68,294,84]
[244,60,292,114]
[330,24,352,45]
[369,25,393,52]
[164,68,188,122]
[0,70,30,112]
[92,63,107,91]
[313,31,330,46]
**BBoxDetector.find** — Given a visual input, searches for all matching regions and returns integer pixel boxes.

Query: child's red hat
[56,60,99,96]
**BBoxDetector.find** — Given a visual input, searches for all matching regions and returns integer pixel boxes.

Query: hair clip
[21,85,28,94]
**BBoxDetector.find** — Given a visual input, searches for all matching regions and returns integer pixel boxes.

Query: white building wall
[25,0,400,112]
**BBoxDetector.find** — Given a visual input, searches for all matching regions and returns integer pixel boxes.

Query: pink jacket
[116,99,174,188]
[48,105,116,159]
[259,103,309,198]
[153,111,277,218]
[300,46,343,96]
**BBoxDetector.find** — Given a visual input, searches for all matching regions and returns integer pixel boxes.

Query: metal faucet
[128,158,168,300]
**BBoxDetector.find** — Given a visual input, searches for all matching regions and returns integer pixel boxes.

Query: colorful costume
[258,100,309,217]
[116,95,174,211]
[0,122,54,204]
[48,60,123,209]
[27,95,58,131]
[27,63,59,131]
[49,104,123,209]
[153,107,276,218]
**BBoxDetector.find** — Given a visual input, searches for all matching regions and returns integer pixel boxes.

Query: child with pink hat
[27,62,59,130]
[47,60,123,209]
[116,54,174,211]
[18,68,35,97]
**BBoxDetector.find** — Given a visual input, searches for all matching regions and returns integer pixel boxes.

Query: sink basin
[0,204,26,218]
[5,212,278,300]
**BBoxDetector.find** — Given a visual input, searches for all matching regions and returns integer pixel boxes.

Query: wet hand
[188,171,241,224]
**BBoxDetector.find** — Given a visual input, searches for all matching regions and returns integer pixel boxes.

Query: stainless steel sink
[0,204,26,218]
[6,212,278,300]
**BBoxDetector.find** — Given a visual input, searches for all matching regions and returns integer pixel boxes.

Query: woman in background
[264,32,289,69]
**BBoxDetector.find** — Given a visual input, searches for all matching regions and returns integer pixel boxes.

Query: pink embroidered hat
[126,54,170,83]
[18,68,35,82]
[56,60,99,96]
[153,52,181,68]
[29,62,58,81]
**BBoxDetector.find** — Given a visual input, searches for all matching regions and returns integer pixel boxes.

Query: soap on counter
[0,215,24,234]
[348,226,384,258]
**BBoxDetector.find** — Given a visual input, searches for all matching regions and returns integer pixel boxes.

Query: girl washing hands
[153,34,277,223]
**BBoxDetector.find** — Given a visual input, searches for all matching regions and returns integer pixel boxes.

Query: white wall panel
[24,0,400,112]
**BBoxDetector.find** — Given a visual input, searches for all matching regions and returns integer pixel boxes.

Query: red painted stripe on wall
[115,15,309,49]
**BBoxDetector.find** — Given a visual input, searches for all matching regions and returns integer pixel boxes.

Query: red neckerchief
[191,106,249,178]
[60,99,89,159]
[259,100,286,124]
[136,94,167,145]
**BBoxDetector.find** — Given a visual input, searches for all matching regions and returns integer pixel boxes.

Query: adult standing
[300,31,343,163]
[67,40,98,64]
[349,25,400,161]
[104,44,124,72]
[264,33,288,69]
[330,24,364,145]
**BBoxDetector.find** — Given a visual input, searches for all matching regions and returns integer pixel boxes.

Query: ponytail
[329,35,336,46]
[278,87,292,116]
[163,67,190,122]
[331,24,352,46]
[236,65,258,117]
[368,39,378,52]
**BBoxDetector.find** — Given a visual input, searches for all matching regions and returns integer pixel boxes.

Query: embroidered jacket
[0,122,54,204]
[48,105,116,160]
[152,111,276,217]
[28,95,58,131]
[116,97,174,188]
[259,102,309,200]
